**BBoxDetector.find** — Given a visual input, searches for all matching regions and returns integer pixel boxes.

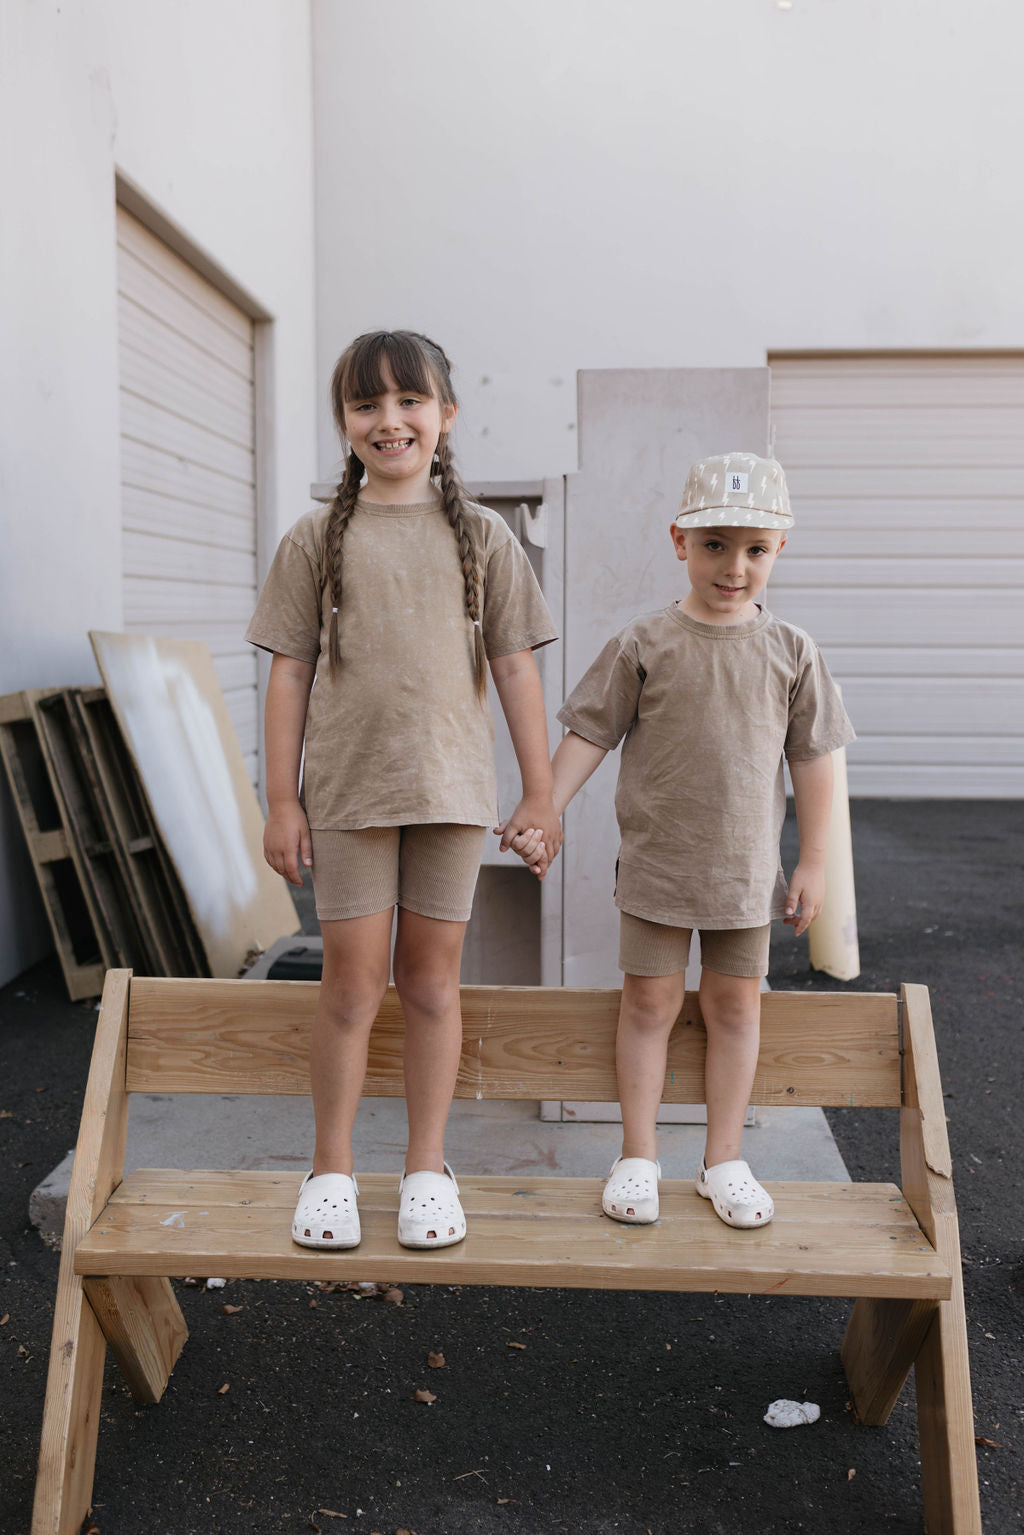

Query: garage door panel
[836,678,1023,737]
[768,589,1018,647]
[118,216,252,341]
[823,645,1023,678]
[123,530,256,587]
[123,577,256,627]
[122,486,255,553]
[771,354,1024,795]
[119,337,254,447]
[849,763,1023,796]
[121,394,255,485]
[120,442,256,518]
[770,557,1024,587]
[118,206,259,790]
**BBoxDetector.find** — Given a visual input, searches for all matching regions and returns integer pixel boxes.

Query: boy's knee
[621,976,683,1033]
[393,967,459,1020]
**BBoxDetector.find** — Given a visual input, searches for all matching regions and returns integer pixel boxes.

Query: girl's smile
[342,365,456,503]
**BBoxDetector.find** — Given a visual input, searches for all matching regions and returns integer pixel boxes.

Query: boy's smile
[671,523,786,625]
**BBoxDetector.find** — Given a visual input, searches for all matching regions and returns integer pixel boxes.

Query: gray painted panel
[562,368,771,986]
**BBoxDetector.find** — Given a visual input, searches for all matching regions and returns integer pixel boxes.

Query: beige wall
[0,0,318,985]
[312,0,1024,483]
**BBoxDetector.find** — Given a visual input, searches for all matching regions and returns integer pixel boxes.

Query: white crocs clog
[602,1155,662,1224]
[397,1161,467,1249]
[291,1170,361,1249]
[696,1158,774,1228]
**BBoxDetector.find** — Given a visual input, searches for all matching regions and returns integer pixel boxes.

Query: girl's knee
[393,966,460,1021]
[700,972,761,1033]
[620,975,684,1034]
[317,975,389,1032]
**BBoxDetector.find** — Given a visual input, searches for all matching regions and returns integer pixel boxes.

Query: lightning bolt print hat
[676,452,793,531]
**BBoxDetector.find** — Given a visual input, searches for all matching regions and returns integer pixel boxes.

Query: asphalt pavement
[1,800,1021,1534]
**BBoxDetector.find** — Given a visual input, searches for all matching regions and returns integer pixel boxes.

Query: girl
[247,330,560,1250]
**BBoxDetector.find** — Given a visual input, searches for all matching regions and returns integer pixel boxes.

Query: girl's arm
[785,753,834,936]
[263,652,316,887]
[489,649,562,862]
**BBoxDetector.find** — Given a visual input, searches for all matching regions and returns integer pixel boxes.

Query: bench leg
[83,1276,189,1405]
[32,1267,107,1535]
[841,1295,937,1425]
[914,1238,982,1535]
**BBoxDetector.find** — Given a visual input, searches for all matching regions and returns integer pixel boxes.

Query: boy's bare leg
[311,909,395,1176]
[392,908,469,1176]
[699,968,762,1167]
[617,970,688,1160]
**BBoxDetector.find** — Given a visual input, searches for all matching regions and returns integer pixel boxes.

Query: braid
[436,434,488,700]
[324,451,365,676]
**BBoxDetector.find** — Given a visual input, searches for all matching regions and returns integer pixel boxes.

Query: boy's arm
[498,731,609,875]
[263,653,316,886]
[490,648,561,860]
[785,753,834,937]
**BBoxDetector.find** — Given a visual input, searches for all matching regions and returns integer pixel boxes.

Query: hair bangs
[340,331,437,403]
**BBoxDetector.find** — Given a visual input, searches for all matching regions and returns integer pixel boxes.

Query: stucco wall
[0,0,317,985]
[312,0,1023,482]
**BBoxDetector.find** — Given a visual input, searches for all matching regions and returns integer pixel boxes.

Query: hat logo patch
[728,471,749,494]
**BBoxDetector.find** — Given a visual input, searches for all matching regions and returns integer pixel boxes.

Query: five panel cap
[676,452,793,531]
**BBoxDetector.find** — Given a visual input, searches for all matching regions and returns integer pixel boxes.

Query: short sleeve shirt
[246,497,557,828]
[557,604,855,929]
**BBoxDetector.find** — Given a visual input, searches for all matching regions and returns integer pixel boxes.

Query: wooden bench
[33,972,980,1534]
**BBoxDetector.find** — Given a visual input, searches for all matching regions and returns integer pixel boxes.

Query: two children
[248,334,851,1248]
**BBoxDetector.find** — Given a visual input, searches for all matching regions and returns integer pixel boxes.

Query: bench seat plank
[75,1171,951,1300]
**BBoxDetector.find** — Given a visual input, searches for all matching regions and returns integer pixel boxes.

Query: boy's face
[671,523,786,624]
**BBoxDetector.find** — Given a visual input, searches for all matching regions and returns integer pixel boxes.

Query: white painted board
[90,632,298,977]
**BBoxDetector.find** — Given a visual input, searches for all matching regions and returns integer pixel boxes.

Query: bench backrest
[124,977,901,1108]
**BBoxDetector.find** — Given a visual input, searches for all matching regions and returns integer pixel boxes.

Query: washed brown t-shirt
[557,604,855,929]
[246,497,557,829]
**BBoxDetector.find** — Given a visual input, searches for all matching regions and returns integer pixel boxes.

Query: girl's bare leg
[310,908,395,1176]
[392,907,469,1177]
[699,968,762,1167]
[616,971,688,1161]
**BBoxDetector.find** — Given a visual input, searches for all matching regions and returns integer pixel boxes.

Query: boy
[507,452,854,1228]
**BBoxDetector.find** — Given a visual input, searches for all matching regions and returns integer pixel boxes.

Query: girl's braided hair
[324,330,487,698]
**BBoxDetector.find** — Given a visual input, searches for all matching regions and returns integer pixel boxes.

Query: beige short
[619,911,772,979]
[310,824,486,923]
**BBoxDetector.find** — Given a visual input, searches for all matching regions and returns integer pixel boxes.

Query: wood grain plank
[82,1275,188,1405]
[124,977,900,1106]
[32,971,130,1535]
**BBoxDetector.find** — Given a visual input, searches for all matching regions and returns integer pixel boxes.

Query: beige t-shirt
[246,497,557,829]
[557,604,855,929]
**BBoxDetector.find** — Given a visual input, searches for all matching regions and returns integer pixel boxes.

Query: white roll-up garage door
[769,355,1024,797]
[116,207,259,782]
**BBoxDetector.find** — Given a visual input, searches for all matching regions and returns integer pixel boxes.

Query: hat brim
[675,507,793,531]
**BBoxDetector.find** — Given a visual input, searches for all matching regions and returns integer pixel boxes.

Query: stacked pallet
[0,687,205,999]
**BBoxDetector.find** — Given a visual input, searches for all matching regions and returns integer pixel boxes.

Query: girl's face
[671,523,786,625]
[342,364,456,503]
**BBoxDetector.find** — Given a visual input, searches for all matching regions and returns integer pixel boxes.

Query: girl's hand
[784,861,825,938]
[494,823,549,878]
[264,802,313,887]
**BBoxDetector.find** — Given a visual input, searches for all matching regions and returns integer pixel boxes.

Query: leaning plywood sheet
[90,633,298,977]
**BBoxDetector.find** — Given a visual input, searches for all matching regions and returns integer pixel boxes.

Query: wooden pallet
[0,690,107,999]
[67,689,205,977]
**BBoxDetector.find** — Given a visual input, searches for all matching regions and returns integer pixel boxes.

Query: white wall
[0,0,318,985]
[312,0,1024,482]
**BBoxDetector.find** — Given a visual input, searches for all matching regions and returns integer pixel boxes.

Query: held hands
[264,801,313,887]
[784,860,825,938]
[494,794,563,880]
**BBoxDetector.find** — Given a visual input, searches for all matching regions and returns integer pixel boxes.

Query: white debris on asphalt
[205,1277,227,1289]
[763,1399,821,1428]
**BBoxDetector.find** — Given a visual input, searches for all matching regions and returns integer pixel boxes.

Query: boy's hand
[264,802,313,887]
[784,861,825,938]
[494,823,549,878]
[498,794,563,864]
